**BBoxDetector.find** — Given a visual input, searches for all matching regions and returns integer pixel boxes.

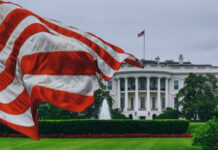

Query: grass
[0,137,202,150]
[187,122,206,133]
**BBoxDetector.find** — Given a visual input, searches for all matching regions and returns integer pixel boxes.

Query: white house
[107,55,218,119]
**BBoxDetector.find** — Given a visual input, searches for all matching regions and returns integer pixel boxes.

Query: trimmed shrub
[0,119,189,136]
[156,107,180,119]
[192,117,218,150]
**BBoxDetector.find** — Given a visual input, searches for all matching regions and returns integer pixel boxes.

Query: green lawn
[0,138,202,150]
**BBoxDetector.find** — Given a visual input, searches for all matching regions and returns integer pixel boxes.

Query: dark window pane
[161,79,165,91]
[108,81,112,90]
[121,97,125,109]
[174,80,179,90]
[128,78,135,90]
[131,97,134,109]
[120,78,125,91]
[152,97,156,109]
[161,97,165,109]
[140,97,145,108]
[139,77,146,90]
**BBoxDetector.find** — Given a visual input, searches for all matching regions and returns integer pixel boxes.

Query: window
[121,97,125,110]
[150,78,157,90]
[174,80,179,90]
[108,81,112,90]
[130,97,134,110]
[120,78,125,91]
[161,97,165,109]
[140,97,145,109]
[139,77,146,90]
[152,97,156,109]
[161,79,165,91]
[128,78,135,90]
[174,98,178,109]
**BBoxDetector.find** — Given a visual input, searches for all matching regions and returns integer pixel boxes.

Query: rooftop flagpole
[137,29,146,60]
[143,29,145,60]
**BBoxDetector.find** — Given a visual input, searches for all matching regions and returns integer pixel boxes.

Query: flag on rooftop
[0,1,142,140]
[137,30,145,37]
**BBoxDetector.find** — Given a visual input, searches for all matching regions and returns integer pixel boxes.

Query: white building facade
[108,55,218,119]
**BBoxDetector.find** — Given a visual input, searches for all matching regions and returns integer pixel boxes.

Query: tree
[176,73,218,121]
[155,107,180,119]
[38,102,82,120]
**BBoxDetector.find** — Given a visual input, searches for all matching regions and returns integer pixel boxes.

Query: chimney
[179,55,184,64]
[155,56,160,64]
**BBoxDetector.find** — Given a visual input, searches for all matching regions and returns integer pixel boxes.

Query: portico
[117,75,169,119]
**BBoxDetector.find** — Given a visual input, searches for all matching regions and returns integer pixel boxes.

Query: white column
[124,77,128,112]
[134,77,139,114]
[157,77,161,112]
[165,78,169,108]
[146,77,151,112]
[117,78,121,109]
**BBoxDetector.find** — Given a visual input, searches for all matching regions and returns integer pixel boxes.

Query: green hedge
[0,119,189,135]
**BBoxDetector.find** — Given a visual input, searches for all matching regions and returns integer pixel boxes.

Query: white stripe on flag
[0,107,34,126]
[23,75,99,96]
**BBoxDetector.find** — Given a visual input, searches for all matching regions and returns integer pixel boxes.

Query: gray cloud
[9,0,218,65]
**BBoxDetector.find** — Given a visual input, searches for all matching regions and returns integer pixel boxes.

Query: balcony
[150,87,157,91]
[128,86,135,91]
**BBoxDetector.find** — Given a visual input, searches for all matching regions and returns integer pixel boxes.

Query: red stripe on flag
[0,1,22,7]
[0,118,39,140]
[21,51,97,75]
[31,86,94,113]
[0,90,30,115]
[0,23,50,91]
[0,9,31,51]
[39,20,122,70]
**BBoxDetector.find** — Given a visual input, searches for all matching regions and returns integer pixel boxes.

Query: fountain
[99,99,111,119]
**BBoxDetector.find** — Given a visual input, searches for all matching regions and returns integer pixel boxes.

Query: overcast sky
[9,0,218,65]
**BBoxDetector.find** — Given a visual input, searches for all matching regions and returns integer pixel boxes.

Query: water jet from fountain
[99,99,111,119]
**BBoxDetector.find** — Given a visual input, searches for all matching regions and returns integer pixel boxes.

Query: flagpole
[143,29,145,60]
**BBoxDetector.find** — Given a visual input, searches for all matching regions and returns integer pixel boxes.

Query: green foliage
[38,102,84,120]
[192,117,218,150]
[187,122,206,133]
[0,119,189,135]
[176,73,218,121]
[156,107,180,119]
[111,109,128,119]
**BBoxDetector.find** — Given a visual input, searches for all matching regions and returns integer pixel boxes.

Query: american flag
[137,30,145,37]
[0,1,142,140]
